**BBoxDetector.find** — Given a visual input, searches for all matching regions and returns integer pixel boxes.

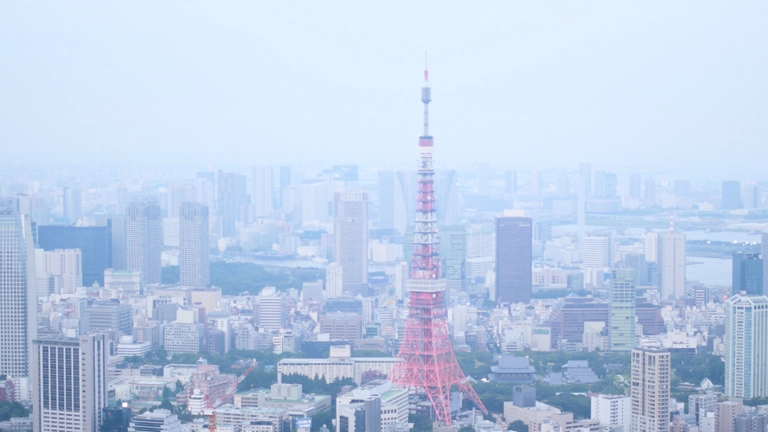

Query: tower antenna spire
[424,49,429,83]
[669,212,676,233]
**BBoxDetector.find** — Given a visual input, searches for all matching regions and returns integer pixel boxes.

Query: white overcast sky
[1,2,767,178]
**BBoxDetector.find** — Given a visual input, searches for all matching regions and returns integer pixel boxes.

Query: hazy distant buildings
[609,269,636,351]
[37,248,82,295]
[644,179,656,203]
[32,333,108,432]
[252,166,273,219]
[38,223,112,286]
[722,181,742,210]
[495,216,532,304]
[377,171,396,234]
[763,230,768,296]
[0,199,37,380]
[168,183,197,219]
[126,200,162,285]
[439,224,467,292]
[579,163,591,197]
[630,348,670,432]
[724,293,768,399]
[629,173,642,200]
[180,203,209,288]
[63,187,82,224]
[217,170,247,237]
[656,231,686,299]
[732,252,763,295]
[505,170,517,195]
[334,191,368,296]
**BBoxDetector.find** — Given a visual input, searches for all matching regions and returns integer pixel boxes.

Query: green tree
[311,409,335,432]
[0,401,29,422]
[409,414,433,432]
[509,420,529,432]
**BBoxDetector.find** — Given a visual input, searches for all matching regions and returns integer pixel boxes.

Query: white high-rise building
[32,333,108,432]
[394,262,408,300]
[656,232,686,299]
[0,200,37,381]
[609,268,636,351]
[168,183,197,218]
[252,166,273,219]
[724,293,768,399]
[582,235,610,269]
[630,348,670,432]
[36,248,82,295]
[326,263,343,299]
[643,232,658,263]
[258,287,287,331]
[126,200,162,285]
[334,191,368,296]
[591,394,630,432]
[180,203,209,288]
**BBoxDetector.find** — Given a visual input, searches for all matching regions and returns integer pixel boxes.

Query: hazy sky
[2,2,767,178]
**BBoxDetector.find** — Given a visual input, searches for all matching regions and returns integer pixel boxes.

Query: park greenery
[162,262,324,295]
[0,401,28,422]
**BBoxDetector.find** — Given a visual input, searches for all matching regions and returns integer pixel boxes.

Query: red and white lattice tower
[389,55,487,425]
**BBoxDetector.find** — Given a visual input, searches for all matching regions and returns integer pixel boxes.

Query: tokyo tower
[389,56,488,425]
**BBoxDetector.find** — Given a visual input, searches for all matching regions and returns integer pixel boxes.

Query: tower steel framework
[389,58,487,425]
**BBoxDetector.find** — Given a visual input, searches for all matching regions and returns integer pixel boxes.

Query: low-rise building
[336,380,408,432]
[234,383,331,417]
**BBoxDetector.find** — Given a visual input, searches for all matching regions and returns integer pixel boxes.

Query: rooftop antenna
[669,212,676,234]
[424,49,429,83]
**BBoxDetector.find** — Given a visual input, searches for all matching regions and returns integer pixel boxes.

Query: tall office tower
[495,216,532,304]
[643,232,658,263]
[624,253,649,286]
[252,166,273,219]
[279,166,292,207]
[644,178,656,203]
[257,287,288,331]
[217,171,246,237]
[629,173,642,199]
[764,230,768,296]
[674,180,690,198]
[732,252,763,295]
[477,163,489,196]
[333,191,369,296]
[556,170,570,197]
[390,62,487,424]
[38,223,112,286]
[377,171,396,233]
[39,249,82,295]
[609,268,636,351]
[0,199,37,380]
[579,163,592,197]
[724,293,768,399]
[434,170,460,225]
[180,203,209,288]
[656,224,686,299]
[126,200,162,285]
[630,348,670,432]
[326,263,343,299]
[722,181,742,210]
[604,173,618,199]
[195,173,216,211]
[743,184,760,209]
[301,181,330,224]
[505,170,517,195]
[582,235,611,269]
[63,187,82,223]
[32,333,107,432]
[529,169,542,195]
[167,183,197,219]
[394,261,408,300]
[104,215,126,270]
[440,224,467,292]
[593,170,605,198]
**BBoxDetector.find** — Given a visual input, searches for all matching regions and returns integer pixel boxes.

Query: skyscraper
[505,170,517,195]
[279,166,292,208]
[126,200,162,285]
[63,187,82,224]
[38,223,112,286]
[763,230,768,296]
[604,173,618,199]
[593,170,605,198]
[724,293,768,399]
[495,216,532,304]
[630,348,670,432]
[582,235,611,269]
[0,198,37,380]
[180,203,209,288]
[32,333,108,432]
[732,252,763,295]
[609,268,636,351]
[217,170,247,237]
[252,166,273,219]
[167,183,197,219]
[656,230,686,299]
[722,181,742,210]
[439,224,467,292]
[326,262,343,299]
[333,191,368,296]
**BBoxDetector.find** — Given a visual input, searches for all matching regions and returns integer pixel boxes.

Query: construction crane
[204,364,255,432]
